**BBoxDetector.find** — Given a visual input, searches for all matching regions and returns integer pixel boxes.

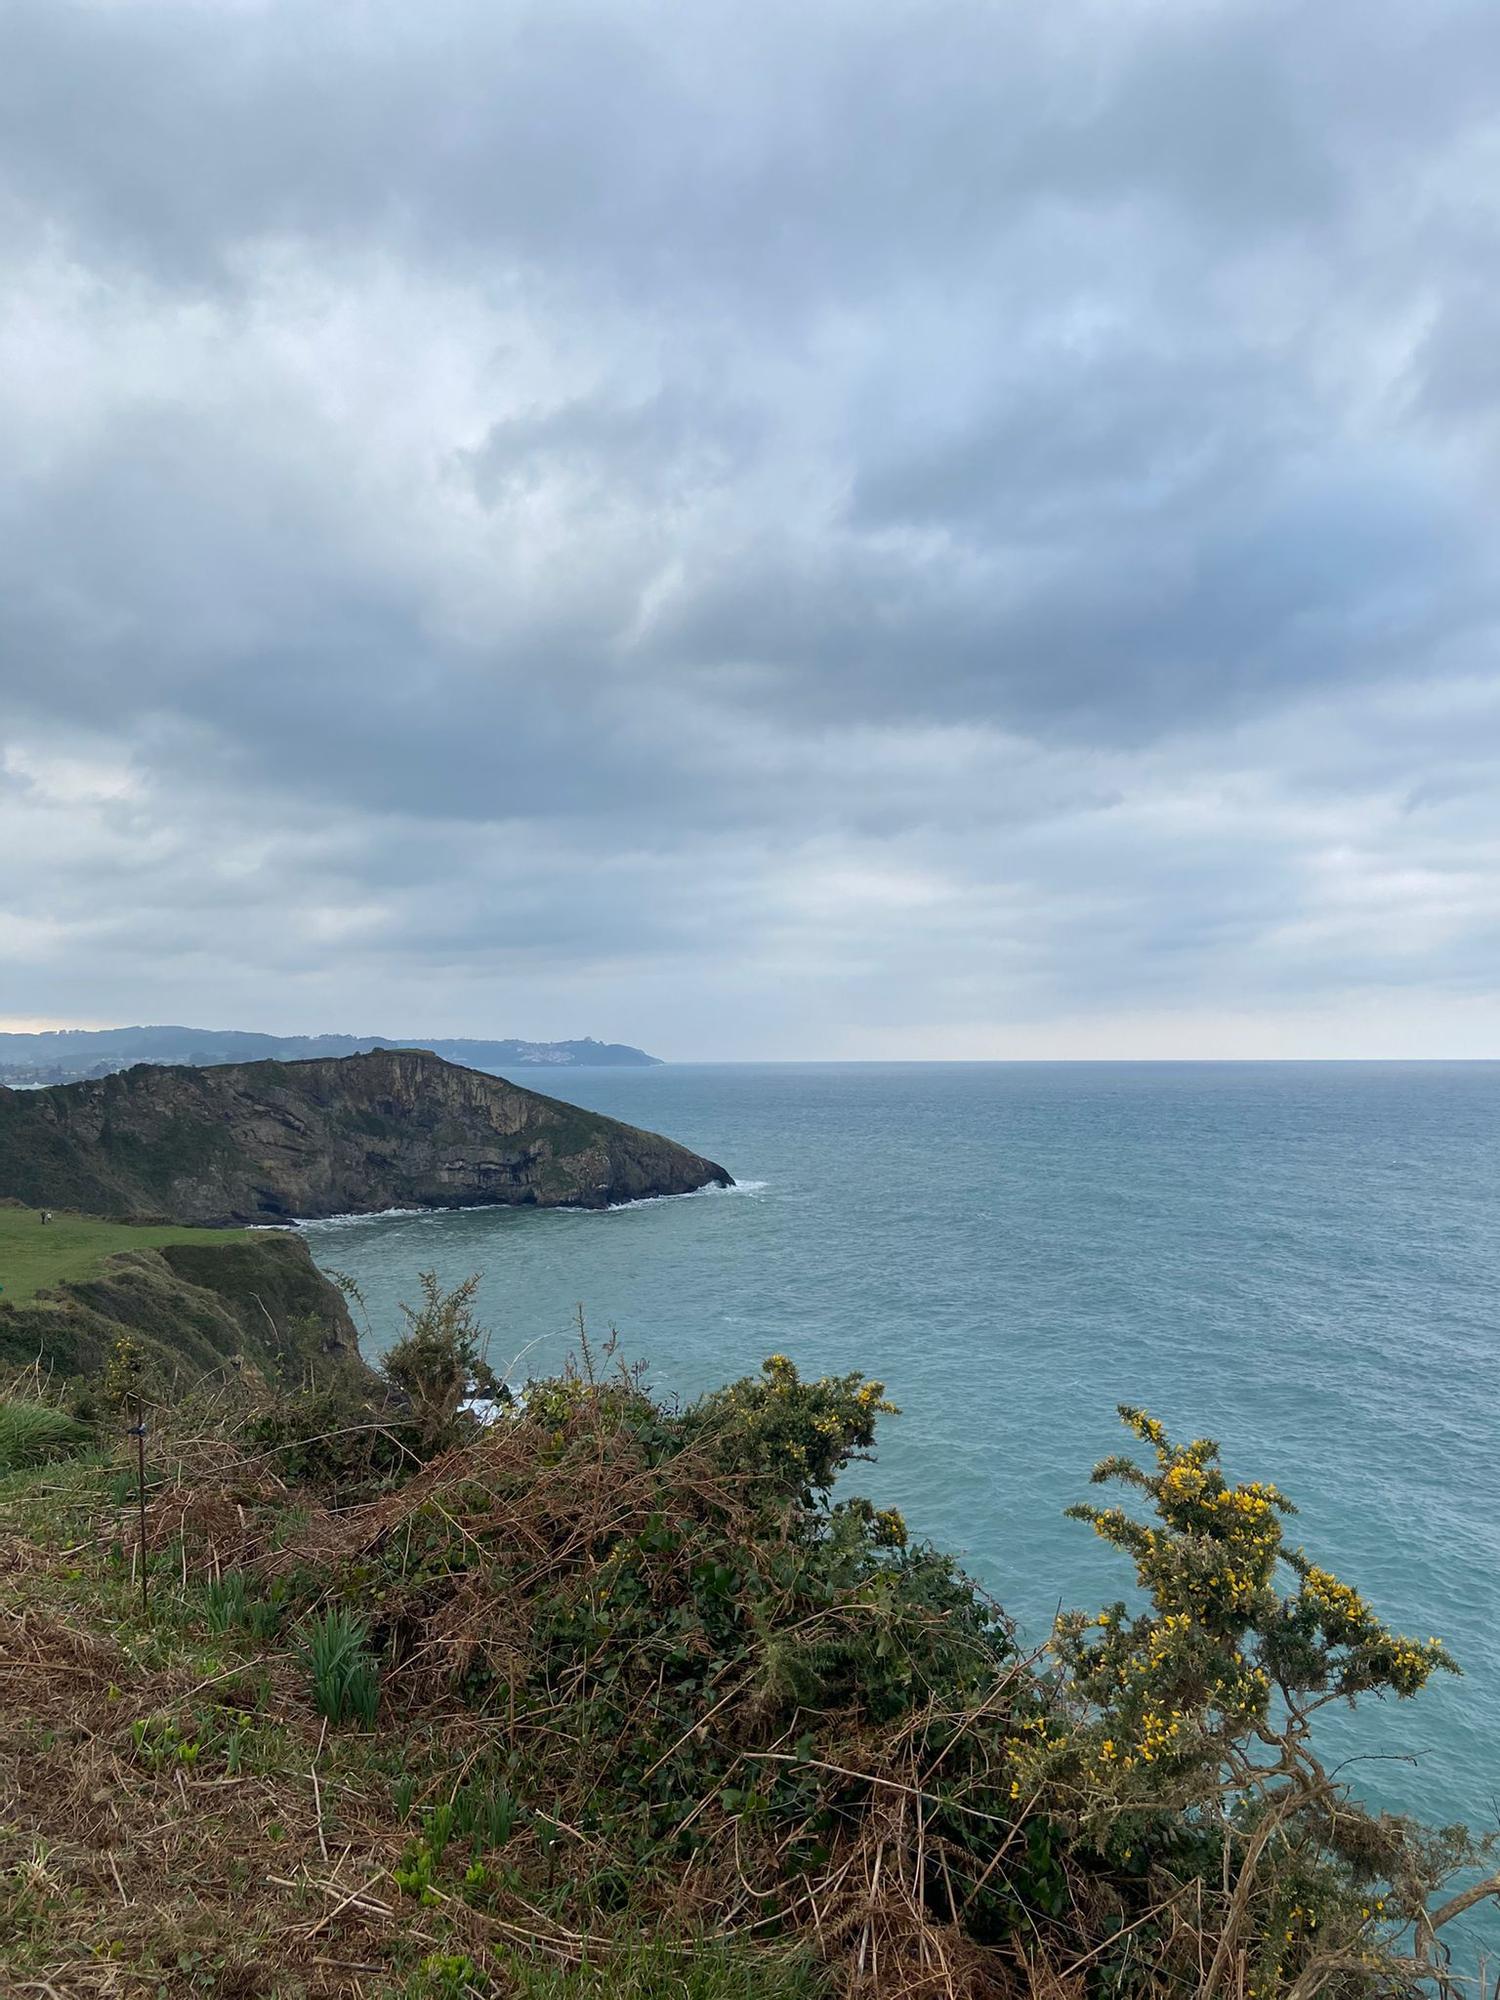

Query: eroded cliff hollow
[0,1048,733,1225]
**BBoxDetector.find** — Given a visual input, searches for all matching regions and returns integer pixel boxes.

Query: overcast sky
[2,0,1499,1058]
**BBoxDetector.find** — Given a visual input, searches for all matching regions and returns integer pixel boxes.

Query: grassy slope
[0,1204,251,1305]
[0,1210,367,1393]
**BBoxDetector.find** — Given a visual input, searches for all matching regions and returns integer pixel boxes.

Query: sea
[301,1060,1499,1941]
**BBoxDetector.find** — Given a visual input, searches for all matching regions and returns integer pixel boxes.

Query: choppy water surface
[303,1061,1500,1905]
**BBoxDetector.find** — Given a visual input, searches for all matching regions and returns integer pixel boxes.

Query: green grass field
[0,1205,250,1304]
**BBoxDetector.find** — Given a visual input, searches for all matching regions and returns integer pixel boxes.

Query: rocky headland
[0,1047,732,1226]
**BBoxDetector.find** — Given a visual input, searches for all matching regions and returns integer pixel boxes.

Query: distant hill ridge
[0,1048,730,1225]
[0,1026,659,1087]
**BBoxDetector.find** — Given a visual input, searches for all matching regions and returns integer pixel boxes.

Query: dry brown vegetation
[1,1336,1496,2000]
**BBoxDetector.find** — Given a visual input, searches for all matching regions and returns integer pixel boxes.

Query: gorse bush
[99,1334,149,1413]
[693,1352,899,1498]
[381,1269,504,1454]
[238,1264,509,1496]
[1055,1406,1454,1758]
[244,1381,419,1497]
[254,1267,506,1488]
[252,1342,1495,1997]
[33,1284,1492,1999]
[1033,1409,1479,1994]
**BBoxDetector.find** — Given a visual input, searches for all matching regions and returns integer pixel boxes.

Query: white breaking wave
[293,1180,767,1229]
[296,1205,435,1230]
[462,1392,523,1427]
[602,1178,768,1213]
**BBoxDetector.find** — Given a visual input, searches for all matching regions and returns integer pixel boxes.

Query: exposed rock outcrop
[0,1048,732,1225]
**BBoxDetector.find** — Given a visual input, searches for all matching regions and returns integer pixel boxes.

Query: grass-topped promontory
[0,1205,366,1394]
[0,1277,1495,1998]
[0,1203,251,1305]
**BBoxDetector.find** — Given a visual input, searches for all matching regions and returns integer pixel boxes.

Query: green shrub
[244,1383,418,1498]
[690,1351,897,1498]
[381,1270,504,1455]
[58,1326,1493,1994]
[1034,1407,1476,1994]
[300,1362,1496,1994]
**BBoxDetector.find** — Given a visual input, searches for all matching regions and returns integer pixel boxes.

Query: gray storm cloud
[1,0,1498,1055]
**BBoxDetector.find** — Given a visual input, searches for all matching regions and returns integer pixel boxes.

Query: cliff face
[0,1230,368,1389]
[0,1048,732,1225]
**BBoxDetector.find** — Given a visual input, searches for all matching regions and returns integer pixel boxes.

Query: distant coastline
[0,1025,659,1088]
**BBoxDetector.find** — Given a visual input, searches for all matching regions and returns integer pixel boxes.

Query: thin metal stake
[130,1397,149,1618]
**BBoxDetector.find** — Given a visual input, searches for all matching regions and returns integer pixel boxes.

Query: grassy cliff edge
[0,1204,368,1394]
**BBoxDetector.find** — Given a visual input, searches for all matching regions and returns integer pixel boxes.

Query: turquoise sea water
[303,1061,1499,1917]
